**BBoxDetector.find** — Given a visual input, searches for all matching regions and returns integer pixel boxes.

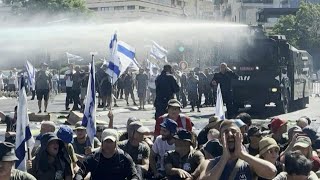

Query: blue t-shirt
[210,156,253,180]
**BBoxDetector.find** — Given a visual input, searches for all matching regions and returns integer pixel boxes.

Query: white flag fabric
[15,76,35,171]
[81,60,96,146]
[106,33,136,84]
[25,61,36,90]
[215,83,225,120]
[146,59,158,76]
[150,41,168,62]
[66,52,84,63]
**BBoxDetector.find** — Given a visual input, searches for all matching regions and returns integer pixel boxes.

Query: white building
[85,0,217,20]
[218,0,290,26]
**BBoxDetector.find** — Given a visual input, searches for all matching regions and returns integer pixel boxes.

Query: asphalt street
[0,93,320,141]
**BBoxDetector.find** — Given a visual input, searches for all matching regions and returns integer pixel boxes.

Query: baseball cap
[160,118,178,134]
[270,117,287,132]
[247,126,262,137]
[41,132,63,147]
[57,125,74,144]
[233,119,246,128]
[126,117,140,127]
[174,130,192,142]
[205,116,222,129]
[294,136,312,148]
[0,142,18,161]
[74,121,86,130]
[259,137,280,156]
[167,99,182,108]
[101,129,118,142]
[128,121,150,134]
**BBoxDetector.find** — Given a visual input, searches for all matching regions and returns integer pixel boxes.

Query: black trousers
[72,88,81,110]
[222,91,236,118]
[65,87,73,109]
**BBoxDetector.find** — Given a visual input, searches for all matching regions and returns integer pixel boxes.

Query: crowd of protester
[1,63,320,179]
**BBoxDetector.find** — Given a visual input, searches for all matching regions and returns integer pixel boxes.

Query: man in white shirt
[64,63,75,110]
[150,118,177,179]
[148,67,158,105]
[0,71,7,91]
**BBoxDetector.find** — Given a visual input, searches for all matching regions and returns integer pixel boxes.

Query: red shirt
[154,114,192,136]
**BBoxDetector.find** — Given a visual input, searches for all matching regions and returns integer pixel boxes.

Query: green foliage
[272,3,320,49]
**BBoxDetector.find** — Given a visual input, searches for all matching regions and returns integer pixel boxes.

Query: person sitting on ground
[74,129,139,180]
[297,117,309,129]
[72,122,100,162]
[280,135,320,173]
[28,132,72,180]
[269,117,288,152]
[302,126,320,150]
[118,117,140,141]
[198,120,277,180]
[207,129,220,142]
[197,116,222,149]
[233,119,247,136]
[154,99,193,138]
[0,106,17,144]
[150,118,178,179]
[32,121,56,156]
[256,137,283,180]
[236,112,252,144]
[273,150,318,180]
[0,142,36,180]
[164,130,205,180]
[287,125,302,144]
[118,121,151,179]
[245,126,263,156]
[201,139,223,159]
[57,125,79,175]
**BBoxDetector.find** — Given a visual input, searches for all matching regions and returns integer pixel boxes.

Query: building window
[177,0,182,6]
[127,5,135,10]
[139,6,145,9]
[114,6,124,10]
[157,9,162,12]
[89,7,98,11]
[101,7,109,11]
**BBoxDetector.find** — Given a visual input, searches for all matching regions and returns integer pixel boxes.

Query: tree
[272,3,320,50]
[25,0,88,14]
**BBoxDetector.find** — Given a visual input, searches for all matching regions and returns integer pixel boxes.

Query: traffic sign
[179,61,188,70]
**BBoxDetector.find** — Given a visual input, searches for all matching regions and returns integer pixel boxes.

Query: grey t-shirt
[118,140,150,165]
[11,169,36,180]
[72,136,101,155]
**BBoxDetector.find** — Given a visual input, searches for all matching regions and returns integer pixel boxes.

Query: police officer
[212,63,239,118]
[0,142,36,180]
[155,65,180,119]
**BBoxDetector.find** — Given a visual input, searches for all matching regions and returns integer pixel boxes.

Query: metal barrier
[313,82,320,96]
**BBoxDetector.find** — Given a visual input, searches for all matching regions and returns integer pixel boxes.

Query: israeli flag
[150,41,168,62]
[15,75,35,171]
[25,61,36,90]
[66,52,84,63]
[215,84,225,120]
[81,60,96,146]
[106,33,136,84]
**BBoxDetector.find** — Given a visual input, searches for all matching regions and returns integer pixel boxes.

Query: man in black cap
[155,65,180,119]
[0,142,36,180]
[245,126,263,156]
[35,62,52,113]
[164,130,204,180]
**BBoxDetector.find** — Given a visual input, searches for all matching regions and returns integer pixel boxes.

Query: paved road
[0,93,319,141]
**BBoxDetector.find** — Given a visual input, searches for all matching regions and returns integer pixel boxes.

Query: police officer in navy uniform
[212,63,239,118]
[154,65,180,119]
